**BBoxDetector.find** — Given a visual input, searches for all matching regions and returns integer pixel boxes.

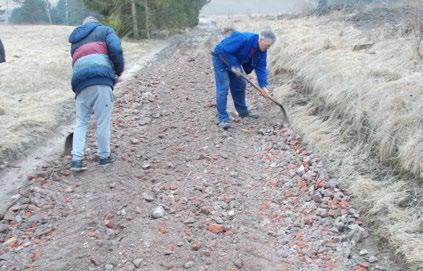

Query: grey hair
[83,16,99,24]
[259,30,277,43]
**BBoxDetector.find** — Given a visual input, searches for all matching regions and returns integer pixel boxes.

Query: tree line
[5,0,210,38]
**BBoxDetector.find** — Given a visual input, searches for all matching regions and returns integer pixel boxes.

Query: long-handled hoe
[212,52,289,123]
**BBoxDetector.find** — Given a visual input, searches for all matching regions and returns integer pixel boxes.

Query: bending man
[212,30,276,129]
[69,16,124,172]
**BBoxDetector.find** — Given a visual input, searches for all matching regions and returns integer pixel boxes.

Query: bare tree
[130,0,151,39]
[406,0,423,58]
[130,0,139,38]
[65,0,69,25]
[142,0,150,39]
[43,0,53,24]
[5,0,9,24]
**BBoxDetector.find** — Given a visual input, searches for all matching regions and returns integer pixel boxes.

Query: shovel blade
[64,132,73,156]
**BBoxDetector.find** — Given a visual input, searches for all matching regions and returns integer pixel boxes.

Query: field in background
[0,25,163,164]
[213,7,422,268]
[201,0,308,15]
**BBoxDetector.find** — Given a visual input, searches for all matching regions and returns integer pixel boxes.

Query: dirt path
[0,26,399,271]
[0,38,170,217]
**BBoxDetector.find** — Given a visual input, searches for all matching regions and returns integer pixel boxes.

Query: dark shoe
[240,111,259,119]
[70,160,87,172]
[99,153,117,166]
[218,121,230,130]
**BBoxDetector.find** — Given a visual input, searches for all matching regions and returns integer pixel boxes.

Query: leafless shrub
[405,0,423,58]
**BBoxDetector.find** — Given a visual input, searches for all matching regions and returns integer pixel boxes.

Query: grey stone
[0,252,14,262]
[15,215,23,223]
[105,264,114,270]
[183,217,196,225]
[124,262,135,271]
[325,179,338,189]
[359,249,368,256]
[142,192,155,202]
[344,246,352,258]
[234,258,243,269]
[347,224,368,244]
[3,212,14,221]
[184,261,195,269]
[277,248,293,258]
[151,206,165,219]
[368,256,378,263]
[0,209,5,220]
[117,209,126,217]
[349,208,360,218]
[10,204,27,212]
[142,92,155,102]
[139,117,152,126]
[334,217,346,231]
[322,189,334,198]
[374,265,386,270]
[303,172,313,182]
[0,223,9,233]
[334,191,345,201]
[212,216,224,224]
[11,194,21,201]
[296,165,305,176]
[142,163,151,170]
[152,184,161,194]
[316,208,328,218]
[133,258,143,268]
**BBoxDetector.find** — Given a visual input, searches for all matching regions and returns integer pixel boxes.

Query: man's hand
[259,87,270,97]
[115,75,123,85]
[230,67,241,77]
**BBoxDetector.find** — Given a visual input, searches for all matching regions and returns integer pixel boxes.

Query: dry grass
[0,25,162,162]
[404,0,423,58]
[213,10,423,268]
[215,12,423,177]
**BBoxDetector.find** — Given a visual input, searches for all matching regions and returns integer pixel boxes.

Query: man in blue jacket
[69,16,124,172]
[212,30,276,129]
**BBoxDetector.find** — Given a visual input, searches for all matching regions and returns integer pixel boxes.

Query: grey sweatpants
[71,85,114,161]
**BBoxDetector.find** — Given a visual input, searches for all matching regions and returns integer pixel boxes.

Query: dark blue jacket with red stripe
[69,22,124,96]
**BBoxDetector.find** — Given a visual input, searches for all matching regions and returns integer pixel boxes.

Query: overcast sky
[201,0,310,15]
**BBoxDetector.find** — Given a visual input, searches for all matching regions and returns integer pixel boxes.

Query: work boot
[240,111,259,119]
[99,153,117,166]
[70,160,87,172]
[218,120,230,130]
